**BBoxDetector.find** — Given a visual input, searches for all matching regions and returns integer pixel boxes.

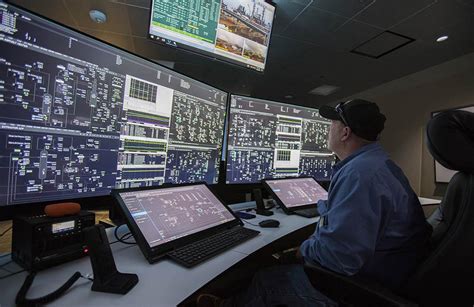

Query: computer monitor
[263,177,328,210]
[113,183,239,262]
[0,3,227,213]
[148,0,276,72]
[226,95,336,183]
[116,184,237,248]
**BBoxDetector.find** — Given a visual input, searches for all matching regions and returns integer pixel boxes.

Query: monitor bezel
[0,2,229,219]
[224,94,334,185]
[216,93,233,184]
[111,182,243,263]
[262,176,328,213]
[146,0,277,73]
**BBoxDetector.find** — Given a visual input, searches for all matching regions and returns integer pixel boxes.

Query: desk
[0,208,318,307]
[418,197,442,206]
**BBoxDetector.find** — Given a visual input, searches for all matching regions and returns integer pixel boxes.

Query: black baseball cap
[319,99,386,141]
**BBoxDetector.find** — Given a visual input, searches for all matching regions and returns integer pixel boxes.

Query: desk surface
[418,197,442,206]
[0,208,318,307]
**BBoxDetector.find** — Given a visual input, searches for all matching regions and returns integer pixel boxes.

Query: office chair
[304,110,474,306]
[402,110,474,306]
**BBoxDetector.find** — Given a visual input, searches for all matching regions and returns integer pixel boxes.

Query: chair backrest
[402,110,474,305]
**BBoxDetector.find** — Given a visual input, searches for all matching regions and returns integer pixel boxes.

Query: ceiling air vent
[308,85,340,96]
[351,31,415,59]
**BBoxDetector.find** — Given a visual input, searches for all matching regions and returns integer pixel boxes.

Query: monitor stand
[254,188,274,216]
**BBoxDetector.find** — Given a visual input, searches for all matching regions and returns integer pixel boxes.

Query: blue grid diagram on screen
[0,2,227,206]
[226,95,336,184]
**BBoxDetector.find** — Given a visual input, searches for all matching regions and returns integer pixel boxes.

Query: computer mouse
[259,219,280,228]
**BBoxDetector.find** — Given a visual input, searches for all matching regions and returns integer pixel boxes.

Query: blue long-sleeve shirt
[300,143,431,289]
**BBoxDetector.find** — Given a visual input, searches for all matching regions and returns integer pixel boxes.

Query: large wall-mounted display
[148,0,275,72]
[0,2,227,206]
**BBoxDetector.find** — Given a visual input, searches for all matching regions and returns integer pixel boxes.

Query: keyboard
[167,226,260,267]
[293,207,319,218]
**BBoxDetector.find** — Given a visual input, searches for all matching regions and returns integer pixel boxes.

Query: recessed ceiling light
[436,35,448,42]
[89,10,107,24]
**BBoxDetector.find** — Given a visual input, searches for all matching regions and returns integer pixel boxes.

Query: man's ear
[341,126,351,142]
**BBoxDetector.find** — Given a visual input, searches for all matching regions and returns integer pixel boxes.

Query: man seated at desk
[198,99,431,306]
[299,99,431,290]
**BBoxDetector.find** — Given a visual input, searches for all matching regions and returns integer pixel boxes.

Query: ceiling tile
[111,0,151,9]
[276,19,381,53]
[10,0,77,28]
[280,6,348,44]
[132,36,179,61]
[391,0,474,43]
[271,0,308,34]
[265,35,311,69]
[310,0,375,18]
[355,0,436,29]
[79,27,136,52]
[457,0,474,9]
[327,20,382,51]
[125,2,151,37]
[379,37,474,68]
